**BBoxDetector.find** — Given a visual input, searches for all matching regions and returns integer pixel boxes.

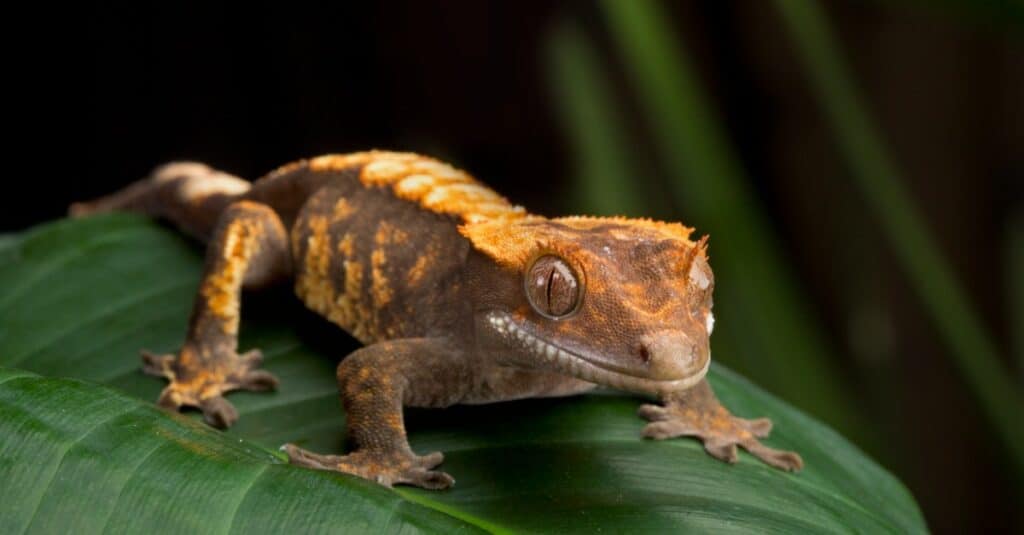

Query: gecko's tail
[69,162,252,241]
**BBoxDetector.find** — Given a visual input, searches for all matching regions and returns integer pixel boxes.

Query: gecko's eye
[525,255,581,318]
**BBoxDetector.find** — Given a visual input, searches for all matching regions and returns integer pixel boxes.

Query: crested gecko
[71,151,802,489]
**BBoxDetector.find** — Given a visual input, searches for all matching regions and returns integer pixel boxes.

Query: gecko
[71,151,803,489]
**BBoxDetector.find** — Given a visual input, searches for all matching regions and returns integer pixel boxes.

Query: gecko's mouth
[484,311,709,395]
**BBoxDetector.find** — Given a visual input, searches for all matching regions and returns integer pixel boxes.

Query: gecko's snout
[638,330,709,381]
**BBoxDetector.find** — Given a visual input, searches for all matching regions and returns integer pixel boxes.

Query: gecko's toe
[739,417,773,438]
[417,451,445,469]
[283,443,344,470]
[141,350,175,378]
[199,395,239,429]
[400,468,454,490]
[703,440,739,464]
[637,403,671,422]
[641,420,698,440]
[236,369,279,391]
[239,349,264,367]
[743,440,804,471]
[155,384,183,410]
[230,350,279,391]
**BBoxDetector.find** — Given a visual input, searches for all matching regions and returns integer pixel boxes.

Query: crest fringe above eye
[459,214,706,270]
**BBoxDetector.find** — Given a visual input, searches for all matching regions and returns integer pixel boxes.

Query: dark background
[6,2,1022,532]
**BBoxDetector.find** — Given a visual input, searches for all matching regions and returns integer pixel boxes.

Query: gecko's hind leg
[144,200,291,428]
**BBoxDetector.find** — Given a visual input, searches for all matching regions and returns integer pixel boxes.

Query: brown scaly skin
[72,150,802,489]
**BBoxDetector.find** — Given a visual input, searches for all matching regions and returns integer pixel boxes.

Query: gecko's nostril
[638,330,709,380]
[637,344,652,364]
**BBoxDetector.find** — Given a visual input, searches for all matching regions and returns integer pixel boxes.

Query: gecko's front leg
[639,379,803,471]
[142,201,290,428]
[284,338,470,489]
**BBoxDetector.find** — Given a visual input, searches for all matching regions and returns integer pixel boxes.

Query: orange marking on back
[294,216,336,319]
[338,233,355,257]
[407,250,434,287]
[374,221,408,247]
[311,151,529,225]
[335,259,370,341]
[332,197,355,220]
[308,151,418,175]
[370,249,392,308]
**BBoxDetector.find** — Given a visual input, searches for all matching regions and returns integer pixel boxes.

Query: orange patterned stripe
[309,151,528,224]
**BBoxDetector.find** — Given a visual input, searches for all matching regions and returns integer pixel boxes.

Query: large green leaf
[0,215,926,533]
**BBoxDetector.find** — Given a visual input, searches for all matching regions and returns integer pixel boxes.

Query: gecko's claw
[639,403,803,472]
[282,444,454,489]
[140,347,278,429]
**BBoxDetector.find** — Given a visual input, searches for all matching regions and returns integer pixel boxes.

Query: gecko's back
[72,151,527,345]
[247,152,527,344]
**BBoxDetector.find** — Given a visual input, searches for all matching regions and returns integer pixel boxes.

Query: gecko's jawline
[485,311,708,395]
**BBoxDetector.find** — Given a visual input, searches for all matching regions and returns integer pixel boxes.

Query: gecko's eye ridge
[525,255,580,318]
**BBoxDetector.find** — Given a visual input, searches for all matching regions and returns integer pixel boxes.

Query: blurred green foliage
[885,0,1024,29]
[774,0,1024,479]
[1012,213,1024,383]
[546,24,647,218]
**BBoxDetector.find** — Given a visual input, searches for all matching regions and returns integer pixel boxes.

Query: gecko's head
[462,216,714,395]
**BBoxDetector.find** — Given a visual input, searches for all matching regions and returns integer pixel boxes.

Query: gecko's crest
[309,151,528,224]
[458,214,707,272]
[311,151,710,274]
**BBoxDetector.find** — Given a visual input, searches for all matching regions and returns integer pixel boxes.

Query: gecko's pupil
[525,255,579,318]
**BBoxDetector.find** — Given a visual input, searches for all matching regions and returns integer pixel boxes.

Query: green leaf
[0,215,926,533]
[0,369,476,535]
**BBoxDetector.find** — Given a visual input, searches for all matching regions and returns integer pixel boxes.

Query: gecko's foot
[638,403,803,471]
[282,443,454,489]
[141,348,279,429]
